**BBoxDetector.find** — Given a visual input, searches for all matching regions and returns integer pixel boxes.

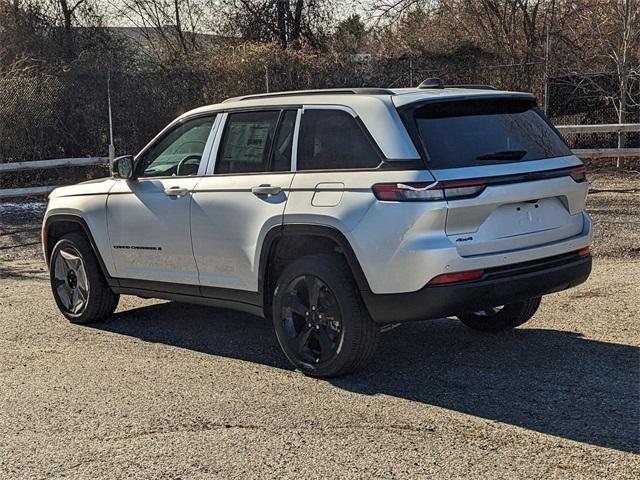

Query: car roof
[183,87,535,117]
[177,87,536,161]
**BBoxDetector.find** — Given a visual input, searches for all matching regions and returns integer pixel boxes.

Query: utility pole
[107,74,115,163]
[543,23,550,115]
[265,66,270,93]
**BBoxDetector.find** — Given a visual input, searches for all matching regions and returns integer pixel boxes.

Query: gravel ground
[0,172,639,479]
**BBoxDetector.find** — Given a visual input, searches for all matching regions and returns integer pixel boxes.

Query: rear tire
[457,297,541,332]
[49,232,119,324]
[272,254,379,378]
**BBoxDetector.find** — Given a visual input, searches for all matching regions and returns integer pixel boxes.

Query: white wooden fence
[0,124,638,199]
[0,157,108,199]
[556,124,640,163]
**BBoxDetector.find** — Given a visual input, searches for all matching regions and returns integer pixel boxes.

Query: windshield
[413,98,571,169]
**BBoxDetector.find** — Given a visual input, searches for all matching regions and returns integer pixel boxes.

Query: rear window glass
[413,99,571,169]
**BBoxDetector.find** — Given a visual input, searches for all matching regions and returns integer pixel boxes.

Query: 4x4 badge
[456,237,473,242]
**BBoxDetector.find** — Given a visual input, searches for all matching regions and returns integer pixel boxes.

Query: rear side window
[413,99,571,169]
[297,109,381,170]
[216,111,279,174]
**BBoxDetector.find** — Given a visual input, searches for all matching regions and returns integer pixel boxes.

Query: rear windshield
[413,99,571,169]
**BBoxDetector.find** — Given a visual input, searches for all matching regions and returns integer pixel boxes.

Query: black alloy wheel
[280,274,344,365]
[272,254,379,377]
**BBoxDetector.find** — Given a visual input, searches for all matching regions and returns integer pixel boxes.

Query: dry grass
[586,170,640,259]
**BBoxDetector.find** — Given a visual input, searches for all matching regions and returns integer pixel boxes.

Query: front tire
[457,297,541,332]
[49,232,119,324]
[272,254,379,378]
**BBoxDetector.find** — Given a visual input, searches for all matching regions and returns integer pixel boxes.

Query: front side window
[297,109,381,170]
[137,116,215,178]
[216,111,280,174]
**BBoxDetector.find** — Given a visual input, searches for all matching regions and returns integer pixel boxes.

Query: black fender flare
[258,224,371,295]
[44,214,117,286]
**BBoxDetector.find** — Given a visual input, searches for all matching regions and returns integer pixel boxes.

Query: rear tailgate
[433,161,588,256]
[399,95,588,257]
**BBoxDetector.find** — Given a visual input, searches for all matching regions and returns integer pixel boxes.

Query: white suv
[43,83,593,377]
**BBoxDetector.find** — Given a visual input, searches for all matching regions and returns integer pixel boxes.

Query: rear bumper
[362,252,592,323]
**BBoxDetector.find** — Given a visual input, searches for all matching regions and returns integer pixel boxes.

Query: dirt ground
[0,171,638,479]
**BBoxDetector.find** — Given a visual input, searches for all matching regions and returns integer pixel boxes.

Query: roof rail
[447,84,497,90]
[416,78,497,90]
[223,88,396,103]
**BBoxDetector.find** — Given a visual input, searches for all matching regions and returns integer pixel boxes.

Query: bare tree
[1,0,103,65]
[370,0,437,24]
[0,52,37,77]
[371,1,556,90]
[111,0,210,62]
[222,0,335,49]
[36,1,111,63]
[565,0,640,165]
[55,0,87,59]
[333,13,368,53]
[609,0,639,154]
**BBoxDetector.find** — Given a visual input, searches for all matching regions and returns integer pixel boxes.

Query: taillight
[372,179,487,202]
[429,269,485,285]
[441,179,489,198]
[577,246,590,257]
[570,166,587,182]
[372,182,443,201]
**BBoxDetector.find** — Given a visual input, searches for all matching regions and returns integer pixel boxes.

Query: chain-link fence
[0,71,218,163]
[0,70,221,188]
[548,72,640,153]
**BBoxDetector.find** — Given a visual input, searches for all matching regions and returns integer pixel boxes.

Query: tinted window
[414,99,571,169]
[272,110,297,172]
[138,116,215,177]
[298,110,381,170]
[216,111,279,174]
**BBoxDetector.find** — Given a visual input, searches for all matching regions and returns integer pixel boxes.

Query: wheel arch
[44,214,116,286]
[259,224,371,316]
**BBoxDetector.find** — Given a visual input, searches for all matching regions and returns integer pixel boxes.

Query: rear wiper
[476,150,527,161]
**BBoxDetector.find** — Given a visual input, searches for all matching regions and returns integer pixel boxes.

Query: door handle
[164,186,188,197]
[251,185,282,196]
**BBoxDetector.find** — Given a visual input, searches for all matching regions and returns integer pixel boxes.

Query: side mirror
[111,155,135,180]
